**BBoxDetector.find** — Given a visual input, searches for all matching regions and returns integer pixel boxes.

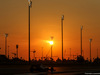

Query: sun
[46,40,54,45]
[49,41,53,45]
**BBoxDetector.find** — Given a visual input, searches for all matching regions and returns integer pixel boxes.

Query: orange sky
[0,0,100,61]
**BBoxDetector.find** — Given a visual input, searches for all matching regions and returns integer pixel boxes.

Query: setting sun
[49,41,53,45]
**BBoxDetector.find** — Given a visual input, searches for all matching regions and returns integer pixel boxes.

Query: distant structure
[31,50,36,60]
[61,15,64,60]
[8,46,9,59]
[64,49,66,59]
[12,53,16,58]
[16,45,18,58]
[70,48,71,58]
[89,39,92,62]
[42,47,43,60]
[97,48,98,58]
[33,50,36,60]
[5,33,8,57]
[81,26,83,56]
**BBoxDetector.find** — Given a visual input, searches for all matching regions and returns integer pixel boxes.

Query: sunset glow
[0,0,100,74]
[0,0,100,61]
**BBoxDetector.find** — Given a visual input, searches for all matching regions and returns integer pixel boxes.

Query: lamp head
[5,33,8,37]
[89,39,92,42]
[16,45,18,49]
[81,26,83,30]
[33,49,36,53]
[51,36,54,40]
[62,15,64,20]
[28,0,32,7]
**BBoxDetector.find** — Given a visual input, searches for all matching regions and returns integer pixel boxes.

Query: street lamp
[89,39,92,62]
[5,33,8,57]
[31,50,36,60]
[42,47,43,60]
[61,15,64,60]
[28,0,32,63]
[33,50,36,60]
[49,37,54,60]
[70,48,71,59]
[8,46,9,59]
[81,26,83,56]
[16,45,18,58]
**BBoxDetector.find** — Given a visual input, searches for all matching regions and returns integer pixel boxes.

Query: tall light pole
[61,15,64,60]
[70,48,71,59]
[49,36,53,60]
[50,42,53,60]
[16,45,18,58]
[33,50,36,60]
[28,0,32,63]
[42,47,43,60]
[5,33,8,57]
[81,26,83,56]
[8,46,9,59]
[89,39,92,62]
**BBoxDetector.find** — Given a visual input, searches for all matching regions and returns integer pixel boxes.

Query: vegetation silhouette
[0,54,100,74]
[93,57,100,64]
[76,55,85,63]
[0,55,100,66]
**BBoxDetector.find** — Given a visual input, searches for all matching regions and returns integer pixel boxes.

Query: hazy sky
[0,0,100,60]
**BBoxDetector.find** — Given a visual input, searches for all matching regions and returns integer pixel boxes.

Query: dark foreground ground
[0,64,100,75]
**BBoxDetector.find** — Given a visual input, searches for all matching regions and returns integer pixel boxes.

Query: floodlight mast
[70,48,71,58]
[50,36,53,60]
[42,47,43,60]
[5,33,8,57]
[28,0,32,63]
[16,45,18,58]
[81,26,83,56]
[89,39,92,62]
[8,46,9,59]
[61,15,64,60]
